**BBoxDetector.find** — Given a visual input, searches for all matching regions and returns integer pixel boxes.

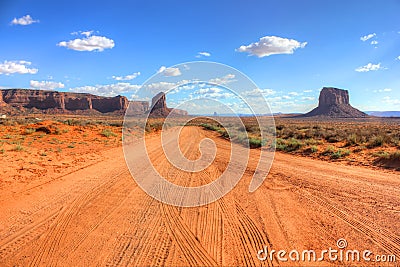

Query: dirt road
[0,126,399,266]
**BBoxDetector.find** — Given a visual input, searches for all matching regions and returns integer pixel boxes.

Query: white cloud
[355,63,382,72]
[301,96,315,101]
[0,60,38,75]
[192,87,233,99]
[374,88,392,93]
[236,36,307,57]
[112,72,140,81]
[30,80,64,90]
[242,88,276,97]
[11,15,39,26]
[208,74,235,85]
[69,83,141,97]
[303,89,313,93]
[396,56,400,60]
[360,33,376,42]
[57,31,115,52]
[370,40,378,45]
[196,51,211,58]
[382,96,400,105]
[288,91,299,96]
[158,66,182,76]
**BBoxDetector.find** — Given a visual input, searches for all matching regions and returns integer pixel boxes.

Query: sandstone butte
[302,87,368,118]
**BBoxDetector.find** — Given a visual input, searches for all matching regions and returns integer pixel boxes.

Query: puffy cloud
[58,31,115,52]
[288,92,299,96]
[301,96,315,101]
[30,80,64,90]
[10,15,39,25]
[236,36,307,57]
[69,83,141,97]
[158,66,182,76]
[360,33,376,42]
[370,40,378,45]
[112,72,140,81]
[0,60,38,75]
[208,74,235,85]
[396,56,400,60]
[196,51,211,58]
[355,63,382,72]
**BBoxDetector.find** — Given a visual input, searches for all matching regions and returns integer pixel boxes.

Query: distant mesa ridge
[302,87,368,118]
[0,89,186,116]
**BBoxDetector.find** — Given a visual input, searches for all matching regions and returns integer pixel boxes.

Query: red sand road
[0,126,399,266]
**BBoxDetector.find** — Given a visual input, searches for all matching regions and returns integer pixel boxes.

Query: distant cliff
[0,89,149,115]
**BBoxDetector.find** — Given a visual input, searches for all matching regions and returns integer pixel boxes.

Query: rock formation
[148,92,188,117]
[0,89,188,116]
[0,89,150,115]
[302,87,368,118]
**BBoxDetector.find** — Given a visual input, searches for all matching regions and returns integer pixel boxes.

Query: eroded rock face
[127,101,149,115]
[149,92,188,117]
[0,89,188,116]
[303,87,368,118]
[0,89,129,114]
[318,87,349,106]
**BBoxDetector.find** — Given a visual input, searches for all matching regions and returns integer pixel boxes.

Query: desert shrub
[326,135,341,143]
[345,133,359,146]
[63,119,88,126]
[25,128,36,135]
[368,135,385,148]
[389,151,400,160]
[286,138,303,152]
[201,123,220,132]
[248,137,265,148]
[323,145,335,156]
[304,138,321,145]
[311,145,318,153]
[12,144,24,152]
[274,138,287,151]
[101,129,117,137]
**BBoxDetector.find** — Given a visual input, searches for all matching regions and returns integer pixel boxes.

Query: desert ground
[0,116,399,266]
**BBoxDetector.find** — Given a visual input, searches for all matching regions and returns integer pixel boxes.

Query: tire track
[29,168,129,267]
[300,189,400,258]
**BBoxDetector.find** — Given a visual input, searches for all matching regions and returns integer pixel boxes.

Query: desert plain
[0,115,399,266]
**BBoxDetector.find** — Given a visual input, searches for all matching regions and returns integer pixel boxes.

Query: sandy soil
[0,126,399,266]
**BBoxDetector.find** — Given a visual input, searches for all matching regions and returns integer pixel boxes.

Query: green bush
[101,129,117,137]
[368,135,385,148]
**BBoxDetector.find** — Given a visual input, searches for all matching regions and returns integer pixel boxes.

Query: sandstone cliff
[0,89,149,115]
[148,92,188,117]
[302,87,368,118]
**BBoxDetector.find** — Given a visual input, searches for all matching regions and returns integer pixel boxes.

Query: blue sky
[0,0,399,113]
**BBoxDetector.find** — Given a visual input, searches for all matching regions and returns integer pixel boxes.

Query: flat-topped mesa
[148,92,188,117]
[302,87,368,118]
[0,89,130,114]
